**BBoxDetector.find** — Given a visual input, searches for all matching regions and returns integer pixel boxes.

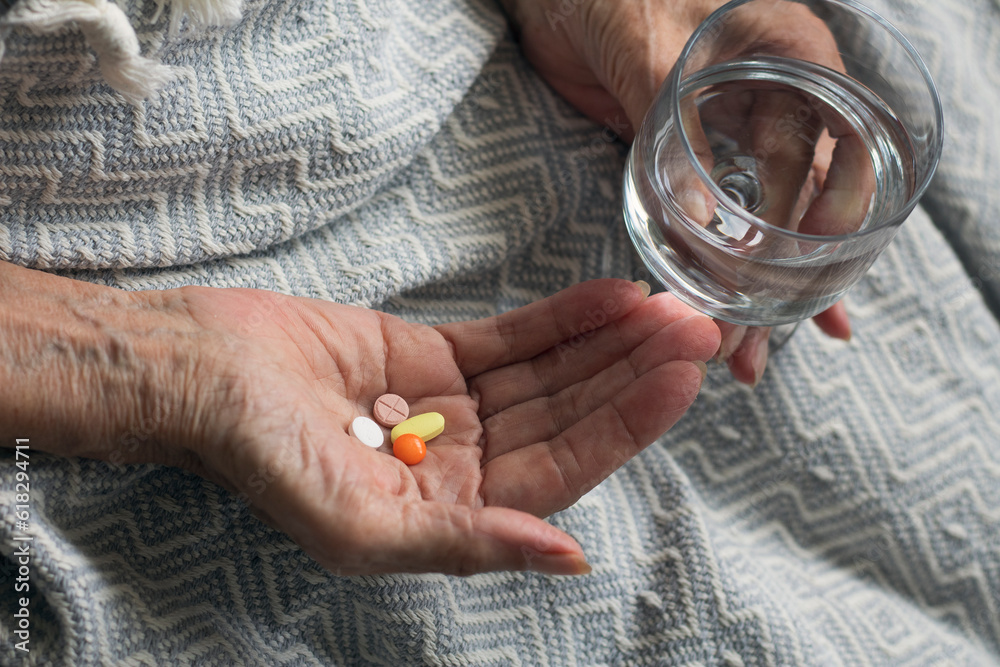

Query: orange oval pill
[392,433,426,465]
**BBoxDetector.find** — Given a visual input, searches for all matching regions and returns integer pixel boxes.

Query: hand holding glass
[624,0,943,327]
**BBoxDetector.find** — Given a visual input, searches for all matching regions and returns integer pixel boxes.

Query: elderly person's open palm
[2,263,718,575]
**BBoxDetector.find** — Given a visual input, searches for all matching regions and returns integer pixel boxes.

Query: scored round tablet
[349,416,384,449]
[373,393,409,427]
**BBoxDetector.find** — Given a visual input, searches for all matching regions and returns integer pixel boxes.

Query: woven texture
[0,0,999,664]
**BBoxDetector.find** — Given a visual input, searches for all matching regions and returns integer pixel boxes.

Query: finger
[436,279,647,378]
[480,313,719,461]
[720,302,850,386]
[799,129,836,220]
[748,87,824,230]
[602,13,686,134]
[672,94,720,227]
[812,300,851,340]
[325,502,591,577]
[695,82,757,144]
[725,325,770,386]
[480,359,705,517]
[470,292,704,419]
[796,118,876,236]
[716,321,748,363]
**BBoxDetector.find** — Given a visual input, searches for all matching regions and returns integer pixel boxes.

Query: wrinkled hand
[179,279,719,576]
[502,0,853,384]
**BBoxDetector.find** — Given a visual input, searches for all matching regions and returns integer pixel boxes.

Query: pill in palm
[372,393,409,427]
[393,433,427,465]
[390,412,445,444]
[349,416,384,449]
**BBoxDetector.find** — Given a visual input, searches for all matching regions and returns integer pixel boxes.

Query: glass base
[768,321,800,354]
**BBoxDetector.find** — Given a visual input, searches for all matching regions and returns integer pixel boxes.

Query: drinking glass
[623,0,943,327]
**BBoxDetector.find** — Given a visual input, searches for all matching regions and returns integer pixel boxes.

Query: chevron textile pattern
[1,0,999,665]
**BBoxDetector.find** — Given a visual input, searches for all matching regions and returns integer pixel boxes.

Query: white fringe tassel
[1,0,242,103]
[160,0,241,36]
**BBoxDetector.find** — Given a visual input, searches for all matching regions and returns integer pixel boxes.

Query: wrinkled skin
[2,264,718,576]
[175,279,720,575]
[502,0,855,384]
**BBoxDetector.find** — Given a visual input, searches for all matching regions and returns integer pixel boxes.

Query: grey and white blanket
[0,0,998,664]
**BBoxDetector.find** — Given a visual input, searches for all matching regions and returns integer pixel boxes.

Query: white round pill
[349,416,384,449]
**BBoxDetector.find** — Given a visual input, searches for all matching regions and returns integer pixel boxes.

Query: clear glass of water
[624,0,943,327]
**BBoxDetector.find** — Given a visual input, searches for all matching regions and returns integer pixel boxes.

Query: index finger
[435,279,648,378]
[795,104,876,236]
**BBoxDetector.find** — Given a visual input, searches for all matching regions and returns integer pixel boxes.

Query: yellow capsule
[390,412,444,444]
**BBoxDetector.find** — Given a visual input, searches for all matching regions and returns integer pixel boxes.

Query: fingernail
[633,280,650,299]
[692,360,708,380]
[750,336,769,388]
[527,553,592,576]
[716,325,747,364]
[678,189,710,224]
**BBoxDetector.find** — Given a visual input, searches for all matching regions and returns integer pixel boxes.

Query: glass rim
[670,0,945,243]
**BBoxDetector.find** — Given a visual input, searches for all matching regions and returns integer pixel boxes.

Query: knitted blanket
[1,0,998,664]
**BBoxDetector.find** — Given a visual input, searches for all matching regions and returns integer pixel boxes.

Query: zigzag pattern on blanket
[1,215,998,665]
[57,39,620,308]
[383,214,1000,666]
[669,211,1000,665]
[865,0,1000,319]
[0,0,998,665]
[0,0,506,271]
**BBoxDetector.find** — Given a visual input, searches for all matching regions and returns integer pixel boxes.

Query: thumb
[604,28,682,135]
[563,1,695,136]
[323,501,591,577]
[599,2,734,132]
